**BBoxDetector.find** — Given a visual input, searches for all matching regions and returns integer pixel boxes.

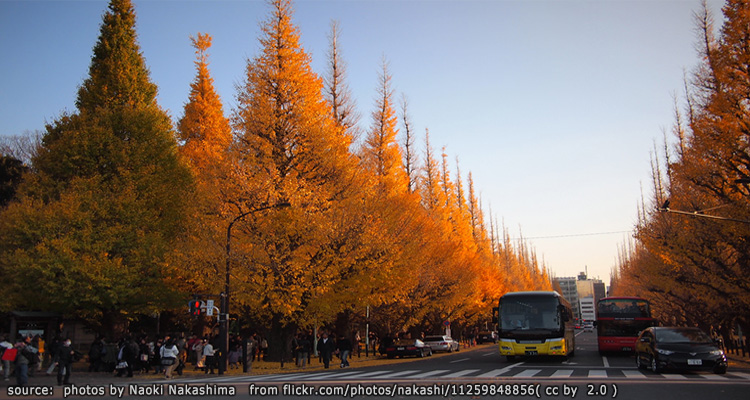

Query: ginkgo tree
[0,0,192,335]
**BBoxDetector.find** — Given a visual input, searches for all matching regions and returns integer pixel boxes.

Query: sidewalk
[727,352,750,369]
[0,344,487,389]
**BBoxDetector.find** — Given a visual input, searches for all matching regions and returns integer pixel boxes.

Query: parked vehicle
[635,327,727,374]
[583,323,594,332]
[385,339,433,359]
[477,331,497,344]
[422,335,460,352]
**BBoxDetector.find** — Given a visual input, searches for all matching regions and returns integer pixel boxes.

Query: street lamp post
[221,202,291,374]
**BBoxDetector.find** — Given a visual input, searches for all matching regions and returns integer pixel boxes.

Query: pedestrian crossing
[171,368,750,384]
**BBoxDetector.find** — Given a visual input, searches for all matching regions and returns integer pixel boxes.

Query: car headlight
[656,349,674,355]
[710,350,724,356]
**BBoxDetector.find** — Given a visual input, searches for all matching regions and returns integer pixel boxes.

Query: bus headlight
[550,345,563,350]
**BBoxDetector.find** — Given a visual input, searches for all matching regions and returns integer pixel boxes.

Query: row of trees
[611,0,750,340]
[0,0,550,358]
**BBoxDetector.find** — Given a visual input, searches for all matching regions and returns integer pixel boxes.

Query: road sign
[206,299,214,316]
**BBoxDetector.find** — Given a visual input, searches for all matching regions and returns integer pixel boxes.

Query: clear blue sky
[0,0,727,288]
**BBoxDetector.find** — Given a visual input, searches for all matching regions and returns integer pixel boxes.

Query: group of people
[292,331,353,369]
[0,334,78,387]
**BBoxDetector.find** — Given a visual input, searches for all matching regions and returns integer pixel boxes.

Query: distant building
[554,276,580,320]
[579,296,596,322]
[554,270,606,323]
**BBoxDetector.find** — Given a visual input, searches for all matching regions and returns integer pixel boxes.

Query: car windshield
[423,336,445,342]
[656,329,713,344]
[394,339,418,346]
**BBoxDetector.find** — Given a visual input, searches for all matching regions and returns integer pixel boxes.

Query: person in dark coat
[55,339,75,386]
[336,335,353,368]
[316,332,336,369]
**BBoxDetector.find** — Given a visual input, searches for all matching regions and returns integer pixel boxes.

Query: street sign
[206,299,214,316]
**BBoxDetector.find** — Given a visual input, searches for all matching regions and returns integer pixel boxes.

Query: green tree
[0,0,192,335]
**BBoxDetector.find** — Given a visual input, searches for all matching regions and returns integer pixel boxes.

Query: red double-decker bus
[596,296,656,354]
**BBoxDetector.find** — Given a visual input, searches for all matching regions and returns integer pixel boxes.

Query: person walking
[55,339,75,386]
[160,338,179,379]
[203,339,216,374]
[192,338,205,370]
[337,335,352,368]
[14,339,32,386]
[296,334,311,368]
[88,337,104,372]
[0,336,14,381]
[316,332,336,369]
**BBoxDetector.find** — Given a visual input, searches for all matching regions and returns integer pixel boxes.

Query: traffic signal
[189,299,203,316]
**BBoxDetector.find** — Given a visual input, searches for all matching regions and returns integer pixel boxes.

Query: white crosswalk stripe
[588,370,607,378]
[549,369,574,378]
[514,369,542,378]
[167,367,750,383]
[622,370,647,379]
[440,369,479,378]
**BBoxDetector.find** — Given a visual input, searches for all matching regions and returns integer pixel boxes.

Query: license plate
[622,347,632,352]
[525,351,538,356]
[687,359,702,366]
[397,347,405,351]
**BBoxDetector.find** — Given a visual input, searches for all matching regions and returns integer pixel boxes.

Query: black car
[476,331,497,344]
[635,327,727,374]
[385,339,432,359]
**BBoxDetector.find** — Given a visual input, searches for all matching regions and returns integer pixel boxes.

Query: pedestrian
[22,336,39,376]
[152,338,163,375]
[259,336,268,361]
[34,335,45,372]
[337,335,352,368]
[175,335,187,376]
[45,336,60,375]
[192,338,205,370]
[160,338,179,379]
[88,337,104,372]
[203,339,216,374]
[228,344,241,369]
[1,336,16,381]
[138,338,151,373]
[115,337,136,378]
[14,339,32,386]
[249,334,259,362]
[295,334,311,368]
[54,339,75,386]
[316,332,336,369]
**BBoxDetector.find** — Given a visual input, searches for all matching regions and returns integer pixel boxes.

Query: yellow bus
[493,291,575,361]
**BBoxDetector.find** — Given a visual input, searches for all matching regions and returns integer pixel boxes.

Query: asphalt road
[2,331,749,399]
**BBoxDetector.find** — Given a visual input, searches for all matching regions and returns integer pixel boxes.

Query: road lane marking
[700,374,729,380]
[729,372,750,380]
[441,369,480,378]
[449,358,471,363]
[550,369,574,378]
[306,371,364,380]
[602,356,610,368]
[623,370,646,379]
[661,374,688,380]
[514,369,542,378]
[408,369,451,378]
[339,370,394,379]
[373,370,421,379]
[477,368,512,378]
[588,370,607,378]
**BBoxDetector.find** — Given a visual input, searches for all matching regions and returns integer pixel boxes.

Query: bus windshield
[597,299,650,319]
[500,295,562,331]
